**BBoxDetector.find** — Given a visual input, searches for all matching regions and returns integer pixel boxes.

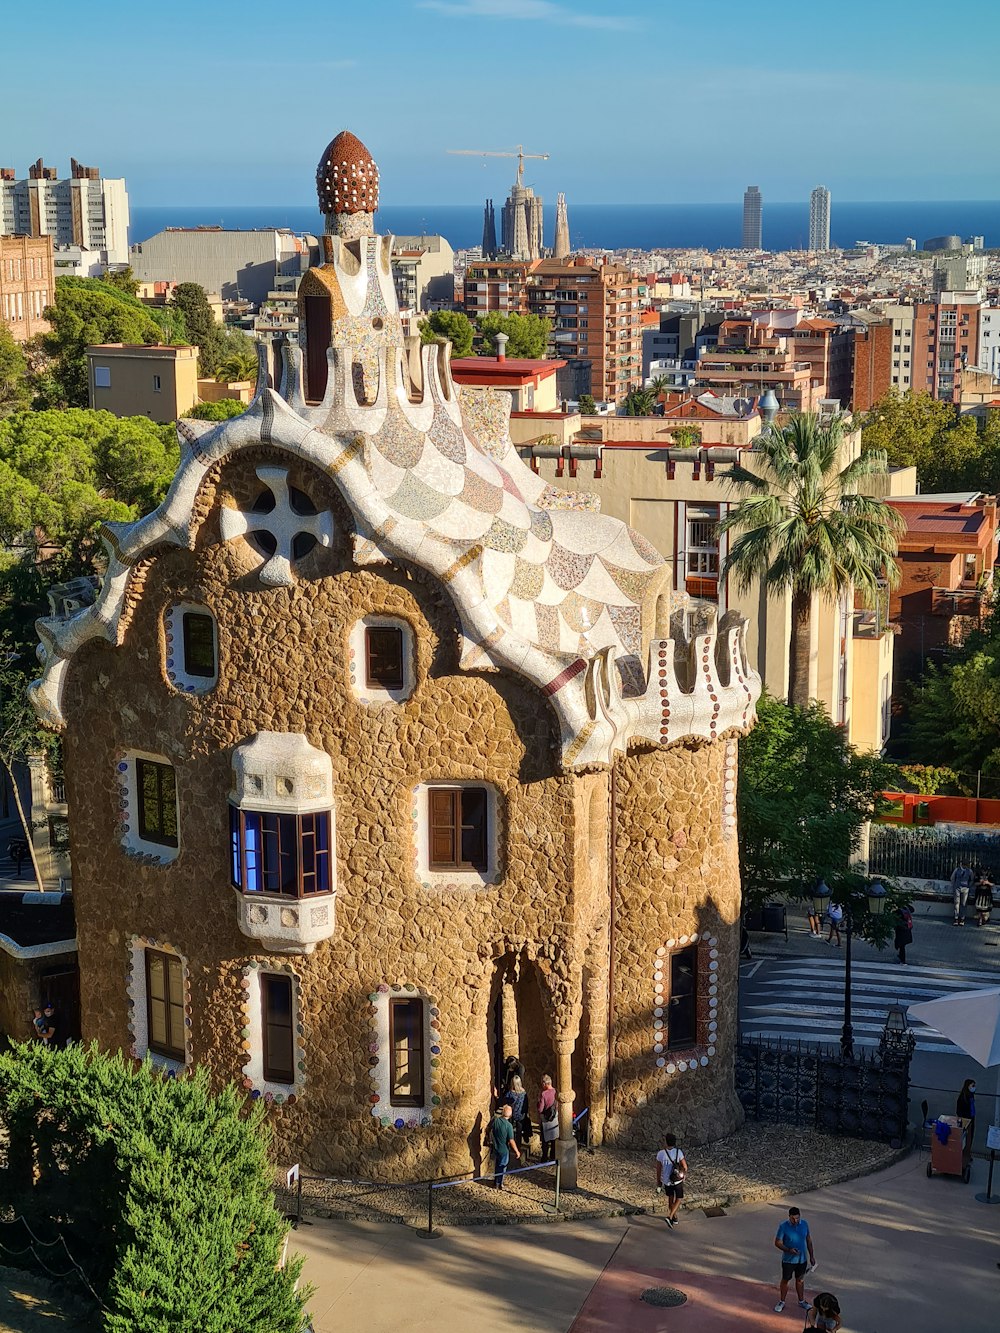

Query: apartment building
[0,159,130,267]
[463,255,642,405]
[977,308,1000,378]
[913,296,980,403]
[516,427,909,751]
[850,315,894,411]
[785,317,853,407]
[0,233,54,342]
[86,344,199,422]
[879,304,916,394]
[390,235,454,314]
[694,318,827,412]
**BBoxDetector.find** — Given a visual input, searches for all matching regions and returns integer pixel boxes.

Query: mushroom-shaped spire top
[316,131,380,216]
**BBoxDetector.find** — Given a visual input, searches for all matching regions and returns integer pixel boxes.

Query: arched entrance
[488,952,556,1097]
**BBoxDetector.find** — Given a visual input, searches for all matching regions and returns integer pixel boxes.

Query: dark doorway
[304,294,331,402]
[39,963,81,1044]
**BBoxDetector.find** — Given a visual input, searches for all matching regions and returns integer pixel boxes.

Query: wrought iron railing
[868,824,1000,882]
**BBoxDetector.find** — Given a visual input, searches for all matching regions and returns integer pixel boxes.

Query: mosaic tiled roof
[30,147,759,768]
[317,130,379,216]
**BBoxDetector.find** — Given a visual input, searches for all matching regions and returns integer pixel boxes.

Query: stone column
[554,1036,578,1189]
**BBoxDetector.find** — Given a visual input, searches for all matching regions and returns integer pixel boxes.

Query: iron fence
[868,824,1000,882]
[736,1037,911,1145]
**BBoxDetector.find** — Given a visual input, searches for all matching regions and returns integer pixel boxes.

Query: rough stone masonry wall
[59,448,616,1181]
[606,740,744,1149]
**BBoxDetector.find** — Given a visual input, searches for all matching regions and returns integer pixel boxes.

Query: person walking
[503,1075,530,1156]
[825,902,843,947]
[894,903,913,964]
[655,1133,687,1228]
[773,1206,815,1313]
[538,1073,558,1163]
[951,860,974,925]
[488,1103,520,1189]
[803,1292,841,1330]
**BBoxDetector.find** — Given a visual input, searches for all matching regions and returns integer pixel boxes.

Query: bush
[0,1043,309,1332]
[183,398,247,422]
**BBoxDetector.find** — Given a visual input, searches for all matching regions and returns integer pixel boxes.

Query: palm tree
[622,386,656,416]
[215,349,259,384]
[720,412,904,709]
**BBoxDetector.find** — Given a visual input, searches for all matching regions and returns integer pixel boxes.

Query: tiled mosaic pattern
[368,984,440,1129]
[29,136,760,768]
[652,935,719,1075]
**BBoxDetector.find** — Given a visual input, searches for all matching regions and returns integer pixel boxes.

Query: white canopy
[908,985,1000,1068]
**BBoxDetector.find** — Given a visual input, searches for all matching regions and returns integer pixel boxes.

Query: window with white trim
[414,783,500,888]
[349,616,415,703]
[116,751,181,862]
[164,603,218,693]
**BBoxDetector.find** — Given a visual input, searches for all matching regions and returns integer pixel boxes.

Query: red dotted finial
[316,131,380,215]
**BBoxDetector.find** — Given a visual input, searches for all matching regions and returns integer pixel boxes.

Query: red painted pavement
[569,1259,793,1332]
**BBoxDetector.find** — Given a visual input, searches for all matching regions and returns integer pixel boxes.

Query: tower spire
[553,193,570,259]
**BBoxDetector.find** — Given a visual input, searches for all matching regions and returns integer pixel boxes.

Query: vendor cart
[927,1116,973,1183]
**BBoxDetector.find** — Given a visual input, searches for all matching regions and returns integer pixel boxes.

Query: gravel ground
[0,1269,97,1333]
[277,1124,904,1229]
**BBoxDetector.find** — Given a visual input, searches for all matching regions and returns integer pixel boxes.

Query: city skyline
[3,0,999,208]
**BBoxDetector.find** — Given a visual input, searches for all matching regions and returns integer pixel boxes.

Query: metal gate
[735,1037,910,1145]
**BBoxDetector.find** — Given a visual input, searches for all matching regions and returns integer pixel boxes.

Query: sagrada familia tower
[31,131,759,1184]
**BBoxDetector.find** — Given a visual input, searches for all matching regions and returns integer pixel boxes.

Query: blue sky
[5,0,999,206]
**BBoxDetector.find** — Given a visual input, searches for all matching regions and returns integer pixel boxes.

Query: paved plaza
[293,1153,999,1332]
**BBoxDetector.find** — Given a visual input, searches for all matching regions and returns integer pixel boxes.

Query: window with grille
[230,808,331,896]
[136,759,178,847]
[261,974,295,1084]
[145,949,184,1061]
[667,946,697,1050]
[389,997,425,1105]
[365,626,404,690]
[428,787,488,871]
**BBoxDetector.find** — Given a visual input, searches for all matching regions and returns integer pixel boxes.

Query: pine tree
[0,1043,309,1332]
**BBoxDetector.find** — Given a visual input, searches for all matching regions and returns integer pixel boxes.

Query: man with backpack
[894,904,913,964]
[655,1133,687,1229]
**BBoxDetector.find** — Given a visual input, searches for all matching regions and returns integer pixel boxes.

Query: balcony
[931,586,988,618]
[234,889,335,955]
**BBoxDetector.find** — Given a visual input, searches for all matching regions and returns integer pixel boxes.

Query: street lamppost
[812,879,887,1058]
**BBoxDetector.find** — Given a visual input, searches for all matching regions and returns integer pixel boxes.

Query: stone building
[30,132,760,1183]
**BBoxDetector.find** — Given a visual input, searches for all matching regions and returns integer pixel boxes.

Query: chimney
[495,332,509,362]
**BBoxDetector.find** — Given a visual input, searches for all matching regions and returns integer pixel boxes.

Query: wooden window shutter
[429,789,458,867]
[365,627,404,689]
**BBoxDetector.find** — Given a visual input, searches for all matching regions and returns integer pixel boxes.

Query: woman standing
[826,902,843,947]
[538,1073,558,1163]
[503,1075,530,1156]
[957,1077,976,1150]
[973,872,994,927]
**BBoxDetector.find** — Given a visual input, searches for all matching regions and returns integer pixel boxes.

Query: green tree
[100,266,141,297]
[670,425,702,449]
[418,309,474,357]
[215,347,259,383]
[0,1043,309,1332]
[859,390,988,492]
[721,412,904,708]
[577,392,596,414]
[169,282,218,373]
[897,763,965,795]
[738,692,901,941]
[0,322,31,417]
[38,278,176,407]
[476,311,551,358]
[184,398,248,421]
[621,386,655,416]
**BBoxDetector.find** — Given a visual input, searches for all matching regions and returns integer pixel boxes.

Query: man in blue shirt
[489,1103,520,1190]
[773,1206,815,1313]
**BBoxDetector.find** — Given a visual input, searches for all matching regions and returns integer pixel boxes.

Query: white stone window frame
[115,748,180,864]
[241,962,305,1102]
[368,984,441,1130]
[348,615,415,704]
[126,934,192,1074]
[163,602,219,695]
[412,781,502,891]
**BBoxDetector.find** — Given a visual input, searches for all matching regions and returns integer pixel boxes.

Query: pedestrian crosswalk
[740,957,1000,1054]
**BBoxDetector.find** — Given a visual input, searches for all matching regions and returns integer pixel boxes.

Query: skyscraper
[809,186,831,252]
[742,186,762,249]
[553,193,570,259]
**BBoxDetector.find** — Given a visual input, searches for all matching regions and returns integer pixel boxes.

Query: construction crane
[447,145,549,187]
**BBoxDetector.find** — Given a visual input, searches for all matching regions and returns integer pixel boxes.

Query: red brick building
[912,300,980,403]
[887,493,998,676]
[0,232,54,342]
[851,318,893,411]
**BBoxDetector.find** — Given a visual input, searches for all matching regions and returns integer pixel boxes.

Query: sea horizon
[130,200,1000,254]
